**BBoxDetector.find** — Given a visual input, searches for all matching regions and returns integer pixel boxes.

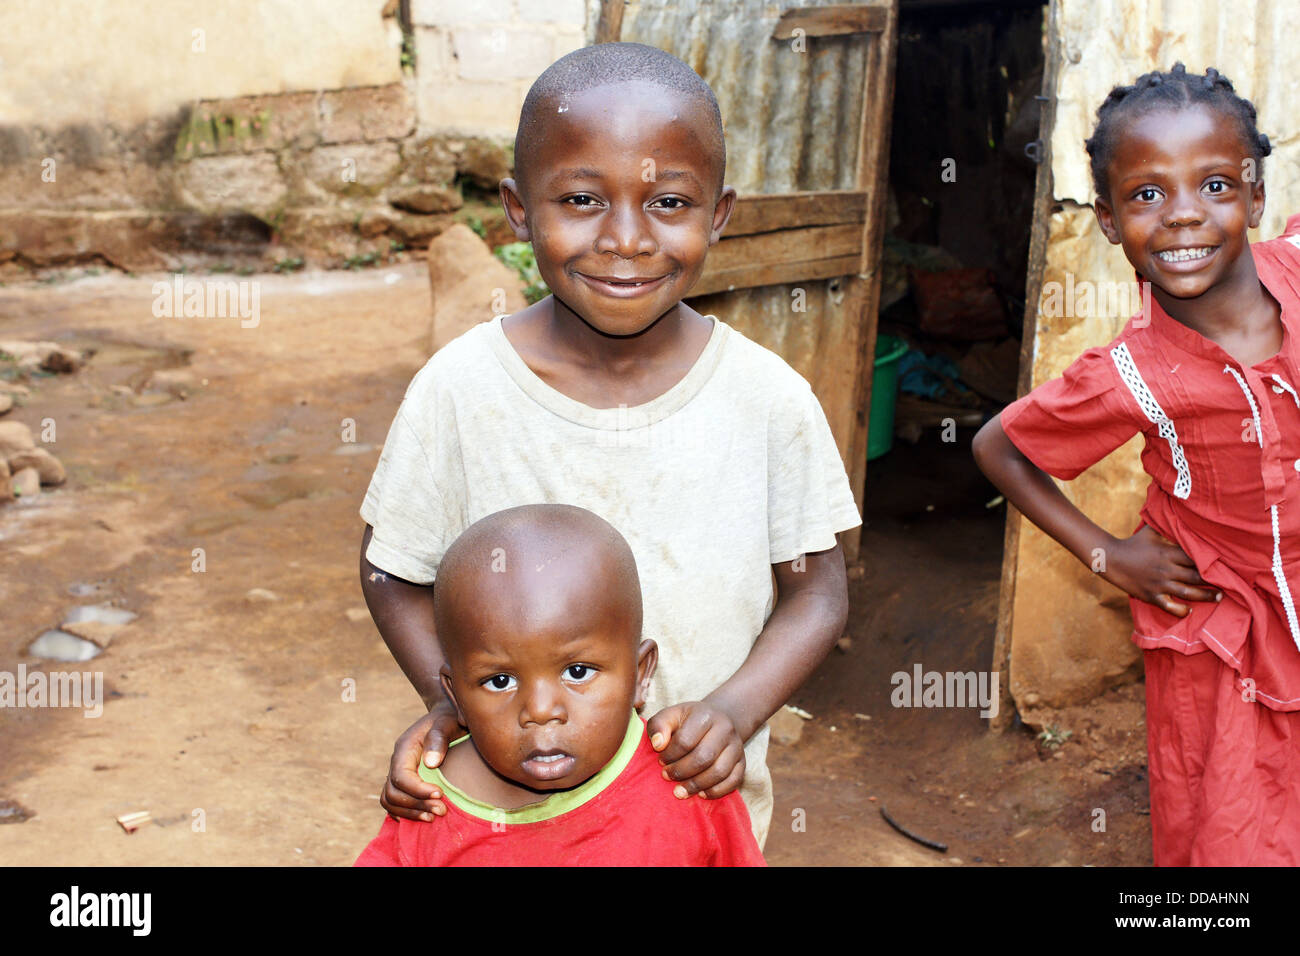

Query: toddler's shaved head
[434,504,642,662]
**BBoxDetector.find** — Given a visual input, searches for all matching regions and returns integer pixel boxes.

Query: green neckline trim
[418,712,642,824]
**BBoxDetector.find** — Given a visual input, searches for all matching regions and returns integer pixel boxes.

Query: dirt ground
[0,266,1152,866]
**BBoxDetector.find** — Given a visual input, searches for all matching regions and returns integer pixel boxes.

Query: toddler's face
[441,603,655,793]
[1094,103,1265,300]
[501,80,735,336]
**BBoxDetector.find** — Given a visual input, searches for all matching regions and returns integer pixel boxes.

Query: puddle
[231,474,340,510]
[28,629,101,662]
[0,799,35,824]
[184,509,253,536]
[57,335,193,370]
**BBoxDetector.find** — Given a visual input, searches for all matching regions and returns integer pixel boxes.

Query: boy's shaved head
[434,504,642,661]
[514,41,726,200]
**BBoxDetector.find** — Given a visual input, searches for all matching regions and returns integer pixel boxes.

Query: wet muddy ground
[0,267,1151,865]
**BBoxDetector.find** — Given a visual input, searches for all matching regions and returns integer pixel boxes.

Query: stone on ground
[427,224,528,353]
[7,447,65,486]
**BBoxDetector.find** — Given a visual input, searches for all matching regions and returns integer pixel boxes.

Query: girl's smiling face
[500,80,736,337]
[1094,103,1266,301]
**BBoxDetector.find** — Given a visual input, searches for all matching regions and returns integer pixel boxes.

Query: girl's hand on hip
[1103,525,1222,617]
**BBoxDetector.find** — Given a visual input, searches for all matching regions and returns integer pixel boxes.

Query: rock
[0,340,82,372]
[0,393,11,415]
[0,383,30,399]
[344,607,370,623]
[0,420,36,459]
[0,457,10,502]
[174,153,289,222]
[390,211,453,247]
[836,635,853,653]
[61,620,121,649]
[427,224,529,353]
[11,466,39,497]
[387,183,463,215]
[145,368,199,399]
[768,705,806,746]
[7,447,65,485]
[457,137,511,191]
[358,207,397,238]
[400,136,458,185]
[245,588,280,603]
[41,346,82,373]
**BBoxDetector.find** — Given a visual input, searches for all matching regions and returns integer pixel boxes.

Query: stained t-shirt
[353,714,766,867]
[359,313,863,845]
[1001,213,1300,711]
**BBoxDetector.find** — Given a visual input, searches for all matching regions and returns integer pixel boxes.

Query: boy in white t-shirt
[360,41,861,847]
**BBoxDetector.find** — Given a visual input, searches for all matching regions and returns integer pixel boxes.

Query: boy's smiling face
[1093,103,1266,301]
[501,80,736,336]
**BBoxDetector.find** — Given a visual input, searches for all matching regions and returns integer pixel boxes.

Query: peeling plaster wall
[0,1,404,128]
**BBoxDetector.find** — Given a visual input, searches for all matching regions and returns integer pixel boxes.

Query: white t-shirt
[361,314,862,845]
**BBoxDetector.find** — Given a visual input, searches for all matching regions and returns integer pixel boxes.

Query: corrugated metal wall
[1007,0,1300,718]
[586,0,878,466]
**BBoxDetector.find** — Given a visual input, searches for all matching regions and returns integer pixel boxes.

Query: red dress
[1001,214,1300,865]
[354,718,766,867]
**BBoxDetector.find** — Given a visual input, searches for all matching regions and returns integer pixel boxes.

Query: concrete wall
[0,1,404,128]
[1006,0,1300,722]
[411,0,587,135]
[0,1,590,273]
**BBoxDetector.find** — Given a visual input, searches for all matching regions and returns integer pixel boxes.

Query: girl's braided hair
[1085,62,1272,200]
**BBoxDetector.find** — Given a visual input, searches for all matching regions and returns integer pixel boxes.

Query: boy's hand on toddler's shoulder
[647,701,746,801]
[379,702,462,822]
[1102,525,1222,618]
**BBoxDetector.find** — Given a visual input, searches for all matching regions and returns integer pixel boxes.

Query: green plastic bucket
[867,334,909,461]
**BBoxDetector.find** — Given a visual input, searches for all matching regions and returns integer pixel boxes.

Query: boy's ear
[499,178,532,241]
[1094,196,1122,245]
[633,639,658,711]
[709,186,737,245]
[439,667,468,726]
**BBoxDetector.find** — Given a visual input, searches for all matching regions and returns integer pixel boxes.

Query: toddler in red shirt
[355,503,765,866]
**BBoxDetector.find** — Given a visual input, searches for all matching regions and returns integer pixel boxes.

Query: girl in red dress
[975,63,1300,865]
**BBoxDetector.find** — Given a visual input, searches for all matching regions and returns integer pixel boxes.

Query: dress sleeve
[1000,344,1143,480]
[359,361,465,584]
[1252,215,1300,304]
[767,383,864,565]
[705,792,768,867]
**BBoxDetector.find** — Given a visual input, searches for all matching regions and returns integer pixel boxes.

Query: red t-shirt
[354,716,766,867]
[1002,214,1300,711]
